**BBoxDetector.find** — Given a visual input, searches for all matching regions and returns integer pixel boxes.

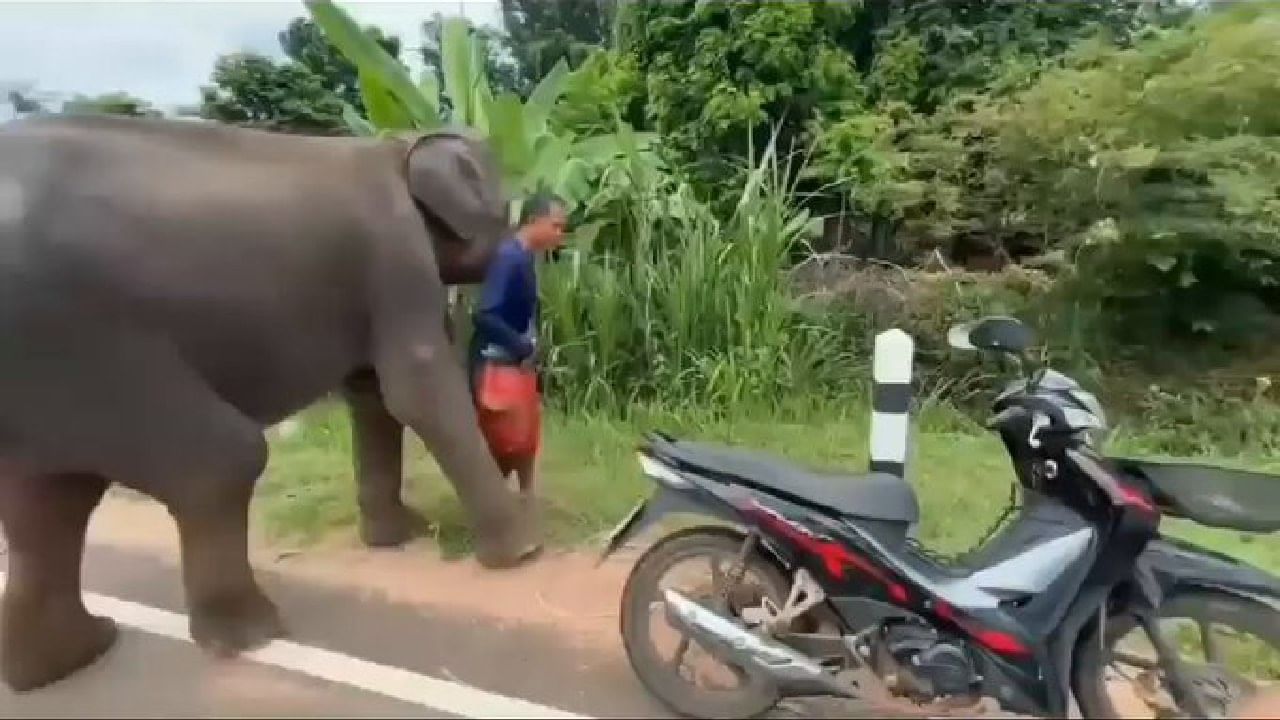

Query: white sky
[0,0,501,113]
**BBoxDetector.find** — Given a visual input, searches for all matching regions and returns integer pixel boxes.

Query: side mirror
[947,316,1036,355]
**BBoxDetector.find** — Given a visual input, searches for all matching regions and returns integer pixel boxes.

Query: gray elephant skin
[0,115,539,692]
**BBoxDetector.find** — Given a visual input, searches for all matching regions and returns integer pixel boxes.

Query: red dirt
[87,491,632,652]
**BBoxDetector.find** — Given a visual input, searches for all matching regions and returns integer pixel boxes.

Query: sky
[0,0,502,114]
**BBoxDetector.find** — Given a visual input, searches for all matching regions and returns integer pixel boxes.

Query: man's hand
[520,338,541,370]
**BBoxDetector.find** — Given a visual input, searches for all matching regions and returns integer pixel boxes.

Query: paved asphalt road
[0,540,911,719]
[2,542,674,718]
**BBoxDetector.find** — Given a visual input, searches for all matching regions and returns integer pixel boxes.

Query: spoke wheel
[620,530,792,719]
[1074,591,1280,719]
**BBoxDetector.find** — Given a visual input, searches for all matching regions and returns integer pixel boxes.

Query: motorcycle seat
[1110,457,1280,533]
[654,439,921,526]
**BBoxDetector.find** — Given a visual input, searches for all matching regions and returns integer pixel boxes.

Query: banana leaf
[305,0,439,129]
[555,157,593,205]
[341,102,375,137]
[524,58,571,135]
[472,80,493,135]
[573,132,659,163]
[416,72,441,120]
[487,93,532,179]
[528,134,573,193]
[358,71,414,130]
[441,17,474,125]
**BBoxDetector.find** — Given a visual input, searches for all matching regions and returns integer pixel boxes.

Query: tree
[1,81,57,117]
[200,17,403,134]
[500,0,615,94]
[872,1,1280,345]
[5,91,45,116]
[62,92,161,118]
[199,52,347,133]
[307,0,652,206]
[419,13,523,101]
[863,0,1188,112]
[618,1,868,208]
[278,17,401,115]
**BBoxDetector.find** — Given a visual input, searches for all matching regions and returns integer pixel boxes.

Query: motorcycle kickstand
[1137,611,1211,718]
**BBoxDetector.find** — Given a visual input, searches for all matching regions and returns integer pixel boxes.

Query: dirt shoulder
[88,489,633,654]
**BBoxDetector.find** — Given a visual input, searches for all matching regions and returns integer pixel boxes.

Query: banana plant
[304,0,655,219]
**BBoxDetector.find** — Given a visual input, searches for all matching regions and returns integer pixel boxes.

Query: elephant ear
[401,129,508,250]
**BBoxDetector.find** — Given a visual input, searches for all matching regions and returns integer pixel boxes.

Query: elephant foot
[189,588,285,658]
[473,511,543,570]
[359,503,431,549]
[2,603,118,692]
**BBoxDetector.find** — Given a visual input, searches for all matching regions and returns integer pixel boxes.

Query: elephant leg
[87,342,283,657]
[374,332,540,569]
[168,469,282,658]
[0,471,116,692]
[143,418,280,658]
[343,370,428,548]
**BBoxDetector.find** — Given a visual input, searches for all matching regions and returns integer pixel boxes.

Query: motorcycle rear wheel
[1072,590,1280,719]
[619,529,792,719]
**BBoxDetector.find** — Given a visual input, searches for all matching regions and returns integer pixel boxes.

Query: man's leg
[516,390,542,502]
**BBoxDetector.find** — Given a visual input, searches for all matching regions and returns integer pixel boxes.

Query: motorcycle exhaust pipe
[662,589,855,699]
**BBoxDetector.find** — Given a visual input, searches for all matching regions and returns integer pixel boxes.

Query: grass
[254,398,1280,575]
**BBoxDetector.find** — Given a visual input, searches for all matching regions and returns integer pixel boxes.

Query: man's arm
[473,252,534,361]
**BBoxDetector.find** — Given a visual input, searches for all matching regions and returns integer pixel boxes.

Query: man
[469,192,568,503]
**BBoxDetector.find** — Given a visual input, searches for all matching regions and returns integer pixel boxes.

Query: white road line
[0,571,591,720]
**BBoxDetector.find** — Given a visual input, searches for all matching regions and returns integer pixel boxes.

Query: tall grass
[529,123,1280,463]
[539,130,861,416]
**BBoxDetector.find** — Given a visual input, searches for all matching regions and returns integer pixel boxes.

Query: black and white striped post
[870,328,914,479]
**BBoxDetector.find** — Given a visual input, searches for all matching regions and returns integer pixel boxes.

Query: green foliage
[419,13,523,99]
[278,17,402,116]
[551,49,645,137]
[539,131,857,414]
[307,0,654,217]
[276,0,1280,439]
[200,17,403,134]
[864,0,1182,112]
[62,92,161,118]
[263,398,1280,567]
[499,0,615,95]
[1127,380,1280,457]
[620,0,868,197]
[200,53,349,133]
[935,2,1280,344]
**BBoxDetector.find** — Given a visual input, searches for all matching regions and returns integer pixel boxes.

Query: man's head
[516,191,568,252]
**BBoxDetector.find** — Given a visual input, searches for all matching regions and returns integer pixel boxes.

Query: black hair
[518,190,566,227]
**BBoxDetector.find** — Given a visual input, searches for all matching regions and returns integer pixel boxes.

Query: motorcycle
[601,316,1280,719]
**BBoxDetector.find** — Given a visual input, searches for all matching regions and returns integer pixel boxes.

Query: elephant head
[400,130,510,285]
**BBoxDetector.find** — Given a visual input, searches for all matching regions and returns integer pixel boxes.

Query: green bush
[539,133,858,415]
[790,260,1059,403]
[882,3,1280,348]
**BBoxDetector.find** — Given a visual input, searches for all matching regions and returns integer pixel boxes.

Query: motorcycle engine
[871,622,979,702]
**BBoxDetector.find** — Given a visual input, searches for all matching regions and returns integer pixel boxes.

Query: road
[2,540,888,719]
[2,543,672,718]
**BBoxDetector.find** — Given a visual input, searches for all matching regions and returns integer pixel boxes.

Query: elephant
[0,114,541,693]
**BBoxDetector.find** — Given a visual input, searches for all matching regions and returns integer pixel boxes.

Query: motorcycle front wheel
[1072,589,1280,719]
[619,529,792,720]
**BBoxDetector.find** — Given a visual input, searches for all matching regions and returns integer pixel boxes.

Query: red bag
[475,363,541,461]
